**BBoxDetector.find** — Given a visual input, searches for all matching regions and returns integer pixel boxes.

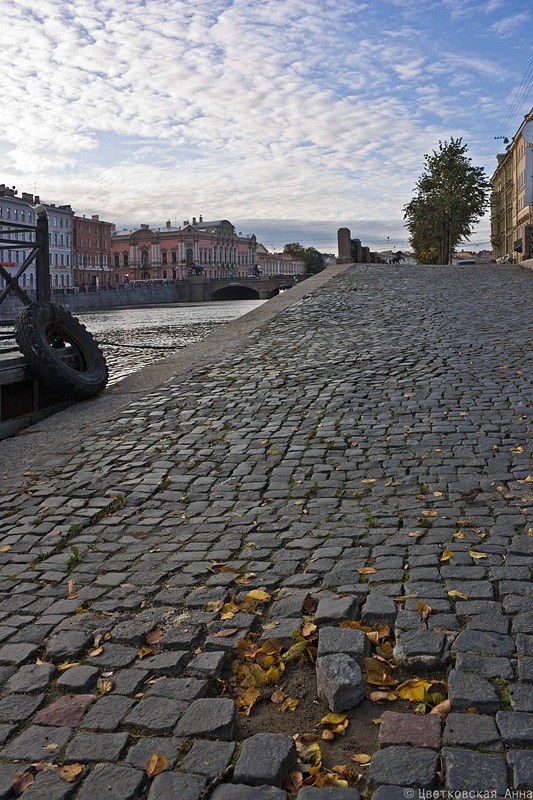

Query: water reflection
[79,300,266,385]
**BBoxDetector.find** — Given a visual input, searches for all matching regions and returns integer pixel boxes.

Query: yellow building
[490,108,533,267]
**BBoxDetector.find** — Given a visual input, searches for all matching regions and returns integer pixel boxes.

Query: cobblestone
[1,263,533,797]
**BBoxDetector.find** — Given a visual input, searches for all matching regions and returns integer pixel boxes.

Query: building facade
[111,217,258,283]
[73,214,114,288]
[255,244,306,276]
[0,186,75,291]
[491,108,533,266]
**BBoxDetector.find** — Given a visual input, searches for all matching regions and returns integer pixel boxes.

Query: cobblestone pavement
[0,263,532,799]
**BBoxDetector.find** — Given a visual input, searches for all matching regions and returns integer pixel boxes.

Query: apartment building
[491,108,533,266]
[73,214,114,288]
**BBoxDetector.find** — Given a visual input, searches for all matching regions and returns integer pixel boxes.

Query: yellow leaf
[294,500,306,505]
[57,661,81,672]
[137,646,153,659]
[245,590,271,603]
[88,646,104,657]
[468,551,487,559]
[429,699,452,720]
[433,491,443,497]
[146,752,168,778]
[407,531,422,538]
[518,476,533,483]
[281,640,308,663]
[417,602,432,620]
[280,697,299,712]
[97,678,114,694]
[421,510,438,517]
[321,729,335,741]
[319,712,348,726]
[67,579,77,599]
[395,678,433,701]
[361,478,377,483]
[357,567,377,575]
[0,545,12,553]
[42,743,59,751]
[448,590,468,600]
[440,550,453,562]
[392,593,418,601]
[351,753,372,765]
[59,763,84,782]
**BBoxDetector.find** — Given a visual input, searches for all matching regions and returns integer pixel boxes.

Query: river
[79,300,266,386]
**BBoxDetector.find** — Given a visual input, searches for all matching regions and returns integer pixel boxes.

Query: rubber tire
[14,302,108,401]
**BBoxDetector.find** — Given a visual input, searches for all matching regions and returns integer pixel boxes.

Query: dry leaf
[145,628,164,645]
[357,567,377,575]
[88,646,104,657]
[245,589,272,603]
[56,661,81,672]
[351,753,371,765]
[0,545,12,553]
[271,688,287,704]
[396,678,434,702]
[440,550,453,562]
[146,752,169,778]
[211,628,238,638]
[137,646,153,659]
[321,729,335,741]
[468,551,487,560]
[369,690,397,703]
[67,579,77,599]
[421,510,438,517]
[280,697,299,712]
[417,602,432,621]
[12,772,34,796]
[60,764,84,783]
[42,743,59,751]
[448,590,468,600]
[97,677,114,694]
[430,699,451,720]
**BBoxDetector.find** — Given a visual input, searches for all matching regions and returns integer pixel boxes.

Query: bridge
[180,274,305,302]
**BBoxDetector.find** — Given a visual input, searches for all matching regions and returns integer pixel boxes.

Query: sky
[1,0,532,254]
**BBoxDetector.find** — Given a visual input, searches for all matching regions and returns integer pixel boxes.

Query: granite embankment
[0,263,532,799]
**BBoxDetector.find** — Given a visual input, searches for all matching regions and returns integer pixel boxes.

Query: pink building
[255,244,306,276]
[111,218,257,283]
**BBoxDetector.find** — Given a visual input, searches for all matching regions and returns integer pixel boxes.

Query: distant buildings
[490,108,533,266]
[110,218,258,282]
[1,182,320,293]
[255,244,306,276]
[0,186,74,290]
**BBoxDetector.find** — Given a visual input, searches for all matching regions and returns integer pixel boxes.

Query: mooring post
[35,209,51,304]
[336,228,352,264]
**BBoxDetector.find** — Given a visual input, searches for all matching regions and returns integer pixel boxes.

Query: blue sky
[1,0,532,252]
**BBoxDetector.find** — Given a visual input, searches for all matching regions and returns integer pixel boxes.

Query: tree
[283,243,325,274]
[403,138,490,265]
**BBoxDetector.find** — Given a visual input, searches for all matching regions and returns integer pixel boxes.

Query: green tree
[404,138,490,264]
[283,243,325,274]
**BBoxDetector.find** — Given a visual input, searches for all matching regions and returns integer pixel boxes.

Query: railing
[0,210,50,312]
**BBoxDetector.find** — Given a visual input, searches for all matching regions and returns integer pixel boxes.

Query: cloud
[0,0,525,253]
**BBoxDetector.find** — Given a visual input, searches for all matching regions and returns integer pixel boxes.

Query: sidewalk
[0,263,532,799]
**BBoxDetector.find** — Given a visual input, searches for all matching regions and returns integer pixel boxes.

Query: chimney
[192,217,197,224]
[141,224,149,229]
[199,215,203,223]
[92,214,99,221]
[166,220,171,228]
[183,220,189,226]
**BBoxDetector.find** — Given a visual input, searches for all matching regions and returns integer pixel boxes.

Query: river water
[79,300,266,385]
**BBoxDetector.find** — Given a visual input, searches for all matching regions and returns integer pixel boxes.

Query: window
[54,217,57,226]
[171,251,177,264]
[87,254,91,267]
[95,254,100,266]
[60,235,63,246]
[103,255,107,267]
[60,254,64,266]
[55,254,58,266]
[78,254,83,266]
[60,217,63,227]
[66,255,69,266]
[13,209,18,219]
[0,206,3,218]
[54,233,58,246]
[123,253,128,267]
[28,211,32,223]
[21,210,25,221]
[114,253,119,267]
[6,208,10,219]
[162,251,168,264]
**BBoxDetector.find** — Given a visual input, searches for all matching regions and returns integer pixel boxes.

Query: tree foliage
[284,243,325,274]
[403,138,490,264]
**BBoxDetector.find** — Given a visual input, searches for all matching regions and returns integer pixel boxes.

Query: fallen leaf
[319,712,348,726]
[42,743,59,751]
[417,602,432,620]
[369,690,397,703]
[357,567,377,575]
[211,628,239,639]
[245,590,271,603]
[448,590,468,600]
[396,678,434,702]
[271,688,287,704]
[60,764,84,783]
[280,697,299,712]
[440,550,453,562]
[145,628,164,645]
[421,510,438,517]
[468,551,487,560]
[88,646,104,657]
[146,752,168,778]
[56,661,81,672]
[351,753,372,765]
[0,545,12,553]
[137,646,153,659]
[430,699,451,720]
[12,772,34,796]
[97,677,114,694]
[321,729,335,741]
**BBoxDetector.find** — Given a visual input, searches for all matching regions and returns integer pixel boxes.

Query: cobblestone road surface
[0,264,533,799]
